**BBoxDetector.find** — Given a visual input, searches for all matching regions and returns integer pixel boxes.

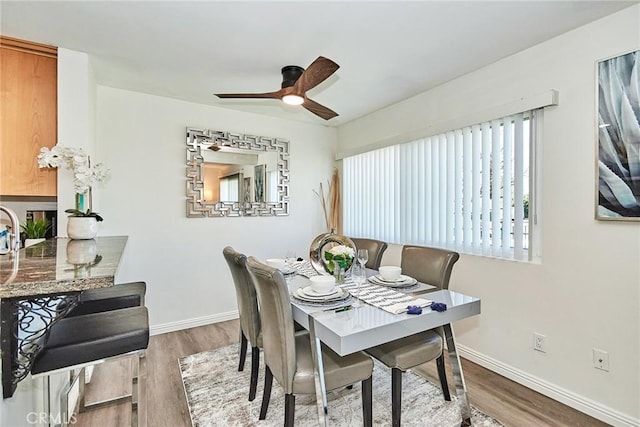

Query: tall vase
[75,188,92,212]
[308,230,356,276]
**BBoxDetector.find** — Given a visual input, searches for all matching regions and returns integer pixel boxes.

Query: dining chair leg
[259,366,273,420]
[361,376,373,427]
[391,368,402,427]
[436,354,451,401]
[284,394,295,427]
[249,346,260,401]
[238,331,248,371]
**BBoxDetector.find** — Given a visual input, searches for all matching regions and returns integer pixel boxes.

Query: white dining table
[287,272,481,426]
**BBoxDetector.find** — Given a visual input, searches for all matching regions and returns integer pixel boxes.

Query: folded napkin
[341,280,432,314]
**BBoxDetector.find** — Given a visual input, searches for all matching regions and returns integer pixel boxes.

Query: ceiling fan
[215,56,340,120]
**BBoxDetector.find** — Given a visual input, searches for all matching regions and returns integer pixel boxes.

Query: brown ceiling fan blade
[293,56,339,92]
[303,98,338,120]
[215,90,283,99]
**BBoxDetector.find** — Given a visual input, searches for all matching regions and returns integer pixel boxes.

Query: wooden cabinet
[0,36,57,196]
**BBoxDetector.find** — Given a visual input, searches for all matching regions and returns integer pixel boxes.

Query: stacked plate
[294,286,350,303]
[368,274,418,288]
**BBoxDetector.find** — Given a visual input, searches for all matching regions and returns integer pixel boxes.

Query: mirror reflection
[186,128,289,217]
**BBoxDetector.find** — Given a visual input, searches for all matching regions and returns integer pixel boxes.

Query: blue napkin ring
[406,305,422,315]
[430,302,447,312]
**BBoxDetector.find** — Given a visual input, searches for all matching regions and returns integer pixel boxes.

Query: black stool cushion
[32,306,149,375]
[58,281,146,317]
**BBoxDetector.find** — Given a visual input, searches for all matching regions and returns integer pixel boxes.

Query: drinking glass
[350,264,366,308]
[357,249,369,269]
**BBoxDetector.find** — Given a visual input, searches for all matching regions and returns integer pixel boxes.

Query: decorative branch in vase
[309,168,356,277]
[313,167,341,233]
[37,145,110,239]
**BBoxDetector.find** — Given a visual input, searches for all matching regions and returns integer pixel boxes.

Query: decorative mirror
[186,127,290,217]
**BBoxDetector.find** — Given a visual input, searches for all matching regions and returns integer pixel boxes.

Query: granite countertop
[0,236,128,299]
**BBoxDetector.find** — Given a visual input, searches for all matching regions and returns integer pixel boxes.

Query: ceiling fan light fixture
[282,94,304,105]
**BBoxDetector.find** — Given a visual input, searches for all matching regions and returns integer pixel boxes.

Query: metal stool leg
[136,350,147,427]
[78,368,87,412]
[44,376,52,427]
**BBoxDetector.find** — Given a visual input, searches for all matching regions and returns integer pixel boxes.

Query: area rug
[179,344,504,427]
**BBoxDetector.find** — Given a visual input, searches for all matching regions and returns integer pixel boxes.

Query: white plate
[302,285,338,297]
[295,287,349,302]
[375,274,414,283]
[368,275,417,287]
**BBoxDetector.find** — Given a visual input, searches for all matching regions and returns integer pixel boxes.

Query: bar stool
[31,306,149,427]
[54,281,147,419]
[57,281,146,317]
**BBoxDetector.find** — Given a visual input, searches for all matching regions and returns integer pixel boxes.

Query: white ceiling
[1,1,636,126]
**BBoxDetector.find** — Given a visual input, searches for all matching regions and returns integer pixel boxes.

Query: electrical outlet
[593,348,609,371]
[533,332,547,353]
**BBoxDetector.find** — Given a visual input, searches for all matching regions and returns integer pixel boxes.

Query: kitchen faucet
[0,205,20,253]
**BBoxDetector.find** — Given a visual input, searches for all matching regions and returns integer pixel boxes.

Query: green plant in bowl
[20,218,51,239]
[64,209,104,222]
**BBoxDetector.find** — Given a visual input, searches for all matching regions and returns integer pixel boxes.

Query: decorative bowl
[379,265,402,281]
[265,258,286,270]
[309,275,336,293]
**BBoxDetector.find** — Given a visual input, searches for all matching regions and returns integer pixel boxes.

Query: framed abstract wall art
[596,49,640,221]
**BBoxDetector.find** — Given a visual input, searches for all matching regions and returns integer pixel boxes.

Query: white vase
[66,239,97,264]
[67,217,98,240]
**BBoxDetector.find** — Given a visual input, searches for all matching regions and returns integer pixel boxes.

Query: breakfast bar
[0,236,128,398]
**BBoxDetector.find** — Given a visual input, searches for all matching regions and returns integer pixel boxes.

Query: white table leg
[443,323,472,426]
[308,314,329,426]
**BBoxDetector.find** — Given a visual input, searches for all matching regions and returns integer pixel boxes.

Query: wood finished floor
[74,320,608,427]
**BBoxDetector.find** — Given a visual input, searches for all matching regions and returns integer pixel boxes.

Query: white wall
[57,48,97,228]
[338,6,639,426]
[95,86,336,330]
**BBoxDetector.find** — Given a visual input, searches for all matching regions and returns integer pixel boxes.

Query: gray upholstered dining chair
[246,256,374,427]
[366,244,460,427]
[349,237,388,270]
[223,246,262,401]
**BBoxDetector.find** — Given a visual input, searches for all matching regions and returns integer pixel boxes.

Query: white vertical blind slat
[417,141,425,243]
[513,114,525,260]
[471,124,482,249]
[438,134,447,245]
[394,145,401,242]
[490,119,502,253]
[481,122,492,254]
[446,131,456,244]
[454,130,464,248]
[502,117,514,257]
[462,128,472,250]
[432,136,440,245]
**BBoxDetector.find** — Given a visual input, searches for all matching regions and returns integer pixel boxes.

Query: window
[343,110,538,261]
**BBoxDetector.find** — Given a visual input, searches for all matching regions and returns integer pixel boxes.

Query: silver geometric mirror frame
[186,127,290,217]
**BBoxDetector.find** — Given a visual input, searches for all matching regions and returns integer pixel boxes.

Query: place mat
[290,293,353,309]
[340,279,432,314]
[291,260,320,278]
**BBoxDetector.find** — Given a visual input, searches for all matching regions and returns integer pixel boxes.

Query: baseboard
[458,345,639,427]
[150,310,239,336]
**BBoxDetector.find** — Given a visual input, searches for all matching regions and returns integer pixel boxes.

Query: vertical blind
[343,110,534,261]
